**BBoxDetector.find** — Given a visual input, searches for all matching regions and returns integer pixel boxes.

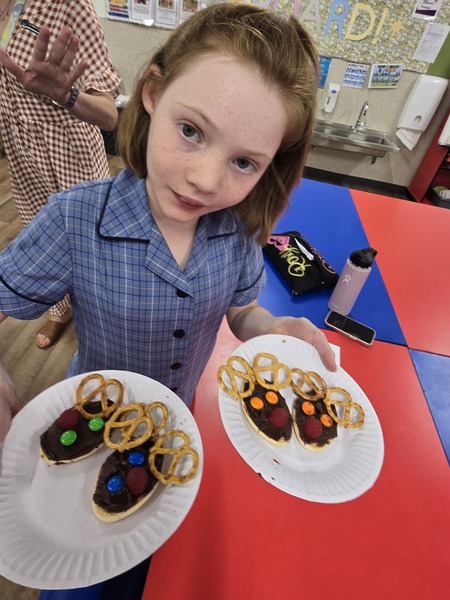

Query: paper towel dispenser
[438,113,450,146]
[397,74,447,132]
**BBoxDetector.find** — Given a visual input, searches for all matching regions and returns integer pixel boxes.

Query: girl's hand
[0,25,87,105]
[267,316,337,372]
[227,303,337,372]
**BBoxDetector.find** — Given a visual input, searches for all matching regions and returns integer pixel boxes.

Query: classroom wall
[94,2,450,189]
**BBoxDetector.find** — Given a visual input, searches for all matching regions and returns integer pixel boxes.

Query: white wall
[92,0,106,19]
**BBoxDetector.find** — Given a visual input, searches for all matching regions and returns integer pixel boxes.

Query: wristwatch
[52,86,80,110]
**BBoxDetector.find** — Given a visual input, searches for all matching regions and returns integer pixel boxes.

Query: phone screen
[325,311,376,346]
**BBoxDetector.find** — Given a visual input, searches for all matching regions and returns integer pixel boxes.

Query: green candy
[60,429,77,446]
[88,416,105,432]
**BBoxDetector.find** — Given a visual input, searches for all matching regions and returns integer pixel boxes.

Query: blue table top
[410,349,450,465]
[258,179,406,346]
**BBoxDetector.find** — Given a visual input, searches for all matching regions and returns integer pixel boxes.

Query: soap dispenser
[323,83,341,114]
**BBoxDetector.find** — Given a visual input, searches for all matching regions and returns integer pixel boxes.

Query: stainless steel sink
[312,119,400,160]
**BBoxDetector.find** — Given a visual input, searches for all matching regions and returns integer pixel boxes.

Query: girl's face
[142,53,288,230]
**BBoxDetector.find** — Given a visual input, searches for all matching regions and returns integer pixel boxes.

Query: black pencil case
[263,231,339,296]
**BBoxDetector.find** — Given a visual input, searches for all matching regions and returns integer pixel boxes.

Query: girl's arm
[226,301,337,372]
[0,313,22,443]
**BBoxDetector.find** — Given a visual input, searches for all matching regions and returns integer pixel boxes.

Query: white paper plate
[218,335,383,503]
[0,370,203,589]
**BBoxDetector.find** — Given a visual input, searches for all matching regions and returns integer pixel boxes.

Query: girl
[0,3,336,444]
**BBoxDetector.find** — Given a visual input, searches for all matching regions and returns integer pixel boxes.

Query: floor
[0,154,123,600]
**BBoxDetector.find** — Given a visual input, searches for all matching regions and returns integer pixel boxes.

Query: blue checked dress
[0,169,267,406]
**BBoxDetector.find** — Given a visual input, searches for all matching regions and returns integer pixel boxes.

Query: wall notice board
[273,0,450,74]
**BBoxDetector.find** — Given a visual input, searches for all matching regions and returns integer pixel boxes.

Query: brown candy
[268,407,290,429]
[126,466,149,495]
[57,408,80,431]
[302,418,323,440]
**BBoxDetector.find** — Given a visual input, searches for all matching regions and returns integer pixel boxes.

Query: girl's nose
[186,153,224,193]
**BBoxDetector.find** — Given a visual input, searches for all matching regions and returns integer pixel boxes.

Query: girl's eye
[235,158,256,173]
[180,123,200,141]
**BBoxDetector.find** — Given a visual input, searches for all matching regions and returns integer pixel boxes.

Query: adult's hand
[0,25,86,106]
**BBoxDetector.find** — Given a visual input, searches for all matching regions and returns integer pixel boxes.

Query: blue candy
[106,475,124,493]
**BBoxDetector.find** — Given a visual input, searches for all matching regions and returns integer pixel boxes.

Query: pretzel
[323,387,365,429]
[104,403,154,451]
[149,430,199,485]
[75,373,124,419]
[145,401,170,437]
[291,368,326,401]
[217,356,255,399]
[252,353,292,390]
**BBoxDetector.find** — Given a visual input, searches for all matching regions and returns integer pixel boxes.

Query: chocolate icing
[242,381,292,443]
[40,401,113,463]
[292,395,338,448]
[93,439,163,514]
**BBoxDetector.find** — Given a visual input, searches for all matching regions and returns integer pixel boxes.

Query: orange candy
[320,414,333,428]
[301,401,315,416]
[265,391,279,405]
[250,396,264,410]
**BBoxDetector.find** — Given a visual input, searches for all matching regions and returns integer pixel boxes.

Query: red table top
[143,186,450,600]
[351,190,450,357]
[143,322,450,600]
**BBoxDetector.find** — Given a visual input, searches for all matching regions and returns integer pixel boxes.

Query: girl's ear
[142,65,163,116]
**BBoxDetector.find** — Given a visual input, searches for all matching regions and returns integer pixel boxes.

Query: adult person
[0,0,121,347]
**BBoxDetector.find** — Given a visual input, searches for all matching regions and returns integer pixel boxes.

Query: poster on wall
[131,0,154,22]
[343,63,369,88]
[318,56,332,88]
[412,21,450,62]
[179,0,201,23]
[154,0,179,28]
[368,64,403,88]
[108,0,130,20]
[412,0,445,21]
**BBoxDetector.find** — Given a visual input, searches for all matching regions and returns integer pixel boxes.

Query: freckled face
[141,53,288,229]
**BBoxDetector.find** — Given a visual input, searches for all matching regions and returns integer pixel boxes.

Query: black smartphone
[325,311,376,346]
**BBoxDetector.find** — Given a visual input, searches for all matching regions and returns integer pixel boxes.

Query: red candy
[126,467,149,495]
[302,418,323,440]
[268,407,290,429]
[58,408,80,431]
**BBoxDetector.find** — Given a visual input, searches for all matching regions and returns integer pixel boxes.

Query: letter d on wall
[345,2,377,41]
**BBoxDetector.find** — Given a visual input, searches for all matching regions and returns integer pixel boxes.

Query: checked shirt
[0,169,267,406]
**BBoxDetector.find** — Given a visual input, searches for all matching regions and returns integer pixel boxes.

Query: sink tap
[353,101,369,130]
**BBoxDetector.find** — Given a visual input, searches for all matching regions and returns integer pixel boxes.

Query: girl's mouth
[175,193,205,210]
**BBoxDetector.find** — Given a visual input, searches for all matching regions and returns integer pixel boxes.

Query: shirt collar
[98,169,241,241]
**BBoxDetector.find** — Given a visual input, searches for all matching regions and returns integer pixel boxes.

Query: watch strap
[52,86,80,110]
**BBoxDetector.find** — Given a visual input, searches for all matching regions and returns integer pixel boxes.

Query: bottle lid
[350,247,377,268]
